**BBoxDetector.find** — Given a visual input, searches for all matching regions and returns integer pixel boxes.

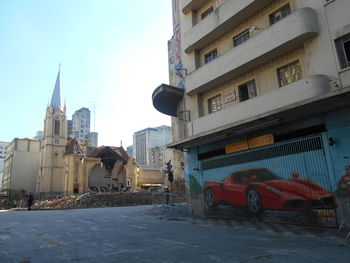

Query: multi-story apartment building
[72,107,91,144]
[71,107,98,147]
[152,0,350,226]
[132,126,172,168]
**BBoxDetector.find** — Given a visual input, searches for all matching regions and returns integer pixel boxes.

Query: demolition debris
[31,192,155,210]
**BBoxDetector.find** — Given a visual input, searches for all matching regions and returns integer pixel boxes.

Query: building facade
[72,108,90,144]
[126,145,133,157]
[132,126,172,168]
[0,141,9,159]
[152,0,350,226]
[0,141,9,173]
[70,108,98,147]
[33,131,44,141]
[36,69,68,195]
[2,138,41,194]
[148,145,174,170]
[86,132,98,148]
[67,120,73,138]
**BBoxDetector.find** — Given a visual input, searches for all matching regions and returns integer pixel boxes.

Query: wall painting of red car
[204,168,336,214]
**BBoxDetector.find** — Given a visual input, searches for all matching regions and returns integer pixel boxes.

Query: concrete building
[70,108,98,147]
[0,141,9,173]
[0,141,9,159]
[132,126,172,168]
[86,132,98,148]
[2,138,41,194]
[152,0,350,226]
[126,146,133,157]
[72,108,90,144]
[148,145,174,170]
[33,131,44,141]
[67,120,73,138]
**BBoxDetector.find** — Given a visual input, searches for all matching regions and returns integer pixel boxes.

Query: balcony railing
[185,8,319,95]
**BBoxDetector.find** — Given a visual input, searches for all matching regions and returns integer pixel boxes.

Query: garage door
[200,135,337,227]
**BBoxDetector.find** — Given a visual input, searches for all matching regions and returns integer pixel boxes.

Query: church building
[36,69,68,195]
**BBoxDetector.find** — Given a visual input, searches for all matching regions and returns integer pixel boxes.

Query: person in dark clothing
[164,187,170,205]
[27,192,34,211]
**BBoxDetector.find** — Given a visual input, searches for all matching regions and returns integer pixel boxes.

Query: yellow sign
[225,134,274,154]
[225,140,249,154]
[248,134,274,149]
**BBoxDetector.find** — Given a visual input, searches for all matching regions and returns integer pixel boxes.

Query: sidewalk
[148,202,350,243]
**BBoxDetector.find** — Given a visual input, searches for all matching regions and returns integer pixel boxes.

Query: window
[269,4,291,25]
[239,80,257,102]
[54,120,60,136]
[201,6,213,20]
[335,33,350,69]
[204,49,218,64]
[74,164,79,176]
[233,29,250,47]
[277,60,302,87]
[208,94,222,114]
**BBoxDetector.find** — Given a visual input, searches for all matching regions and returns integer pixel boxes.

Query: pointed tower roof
[50,68,61,109]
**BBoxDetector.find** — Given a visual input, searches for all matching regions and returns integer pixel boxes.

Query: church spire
[50,66,61,109]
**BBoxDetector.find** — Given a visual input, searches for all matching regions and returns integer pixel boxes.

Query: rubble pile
[32,192,154,210]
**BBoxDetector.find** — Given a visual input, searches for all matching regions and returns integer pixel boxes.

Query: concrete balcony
[152,84,184,117]
[192,75,331,136]
[185,8,319,95]
[184,0,275,53]
[182,0,210,15]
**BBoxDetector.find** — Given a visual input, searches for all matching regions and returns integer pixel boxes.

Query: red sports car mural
[204,168,335,213]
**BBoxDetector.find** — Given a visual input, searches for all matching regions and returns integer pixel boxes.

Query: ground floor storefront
[184,107,350,228]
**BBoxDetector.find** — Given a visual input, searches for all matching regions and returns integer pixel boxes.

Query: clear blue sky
[0,0,173,147]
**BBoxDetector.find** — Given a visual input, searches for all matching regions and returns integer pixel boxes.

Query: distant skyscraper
[70,107,98,147]
[86,132,98,148]
[67,120,73,137]
[133,125,172,168]
[72,107,90,144]
[126,146,133,157]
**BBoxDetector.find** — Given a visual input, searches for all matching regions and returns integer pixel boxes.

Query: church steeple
[50,67,61,109]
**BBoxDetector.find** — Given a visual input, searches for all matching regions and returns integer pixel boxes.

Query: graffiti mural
[201,135,339,226]
[169,0,185,89]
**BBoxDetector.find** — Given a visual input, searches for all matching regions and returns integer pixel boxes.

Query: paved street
[0,205,349,263]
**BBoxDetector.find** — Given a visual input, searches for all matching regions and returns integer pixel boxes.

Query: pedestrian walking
[164,187,170,205]
[27,192,34,211]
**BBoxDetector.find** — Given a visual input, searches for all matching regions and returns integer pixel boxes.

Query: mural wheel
[205,187,217,208]
[247,188,263,213]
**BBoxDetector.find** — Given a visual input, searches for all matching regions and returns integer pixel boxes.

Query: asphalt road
[0,205,349,263]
